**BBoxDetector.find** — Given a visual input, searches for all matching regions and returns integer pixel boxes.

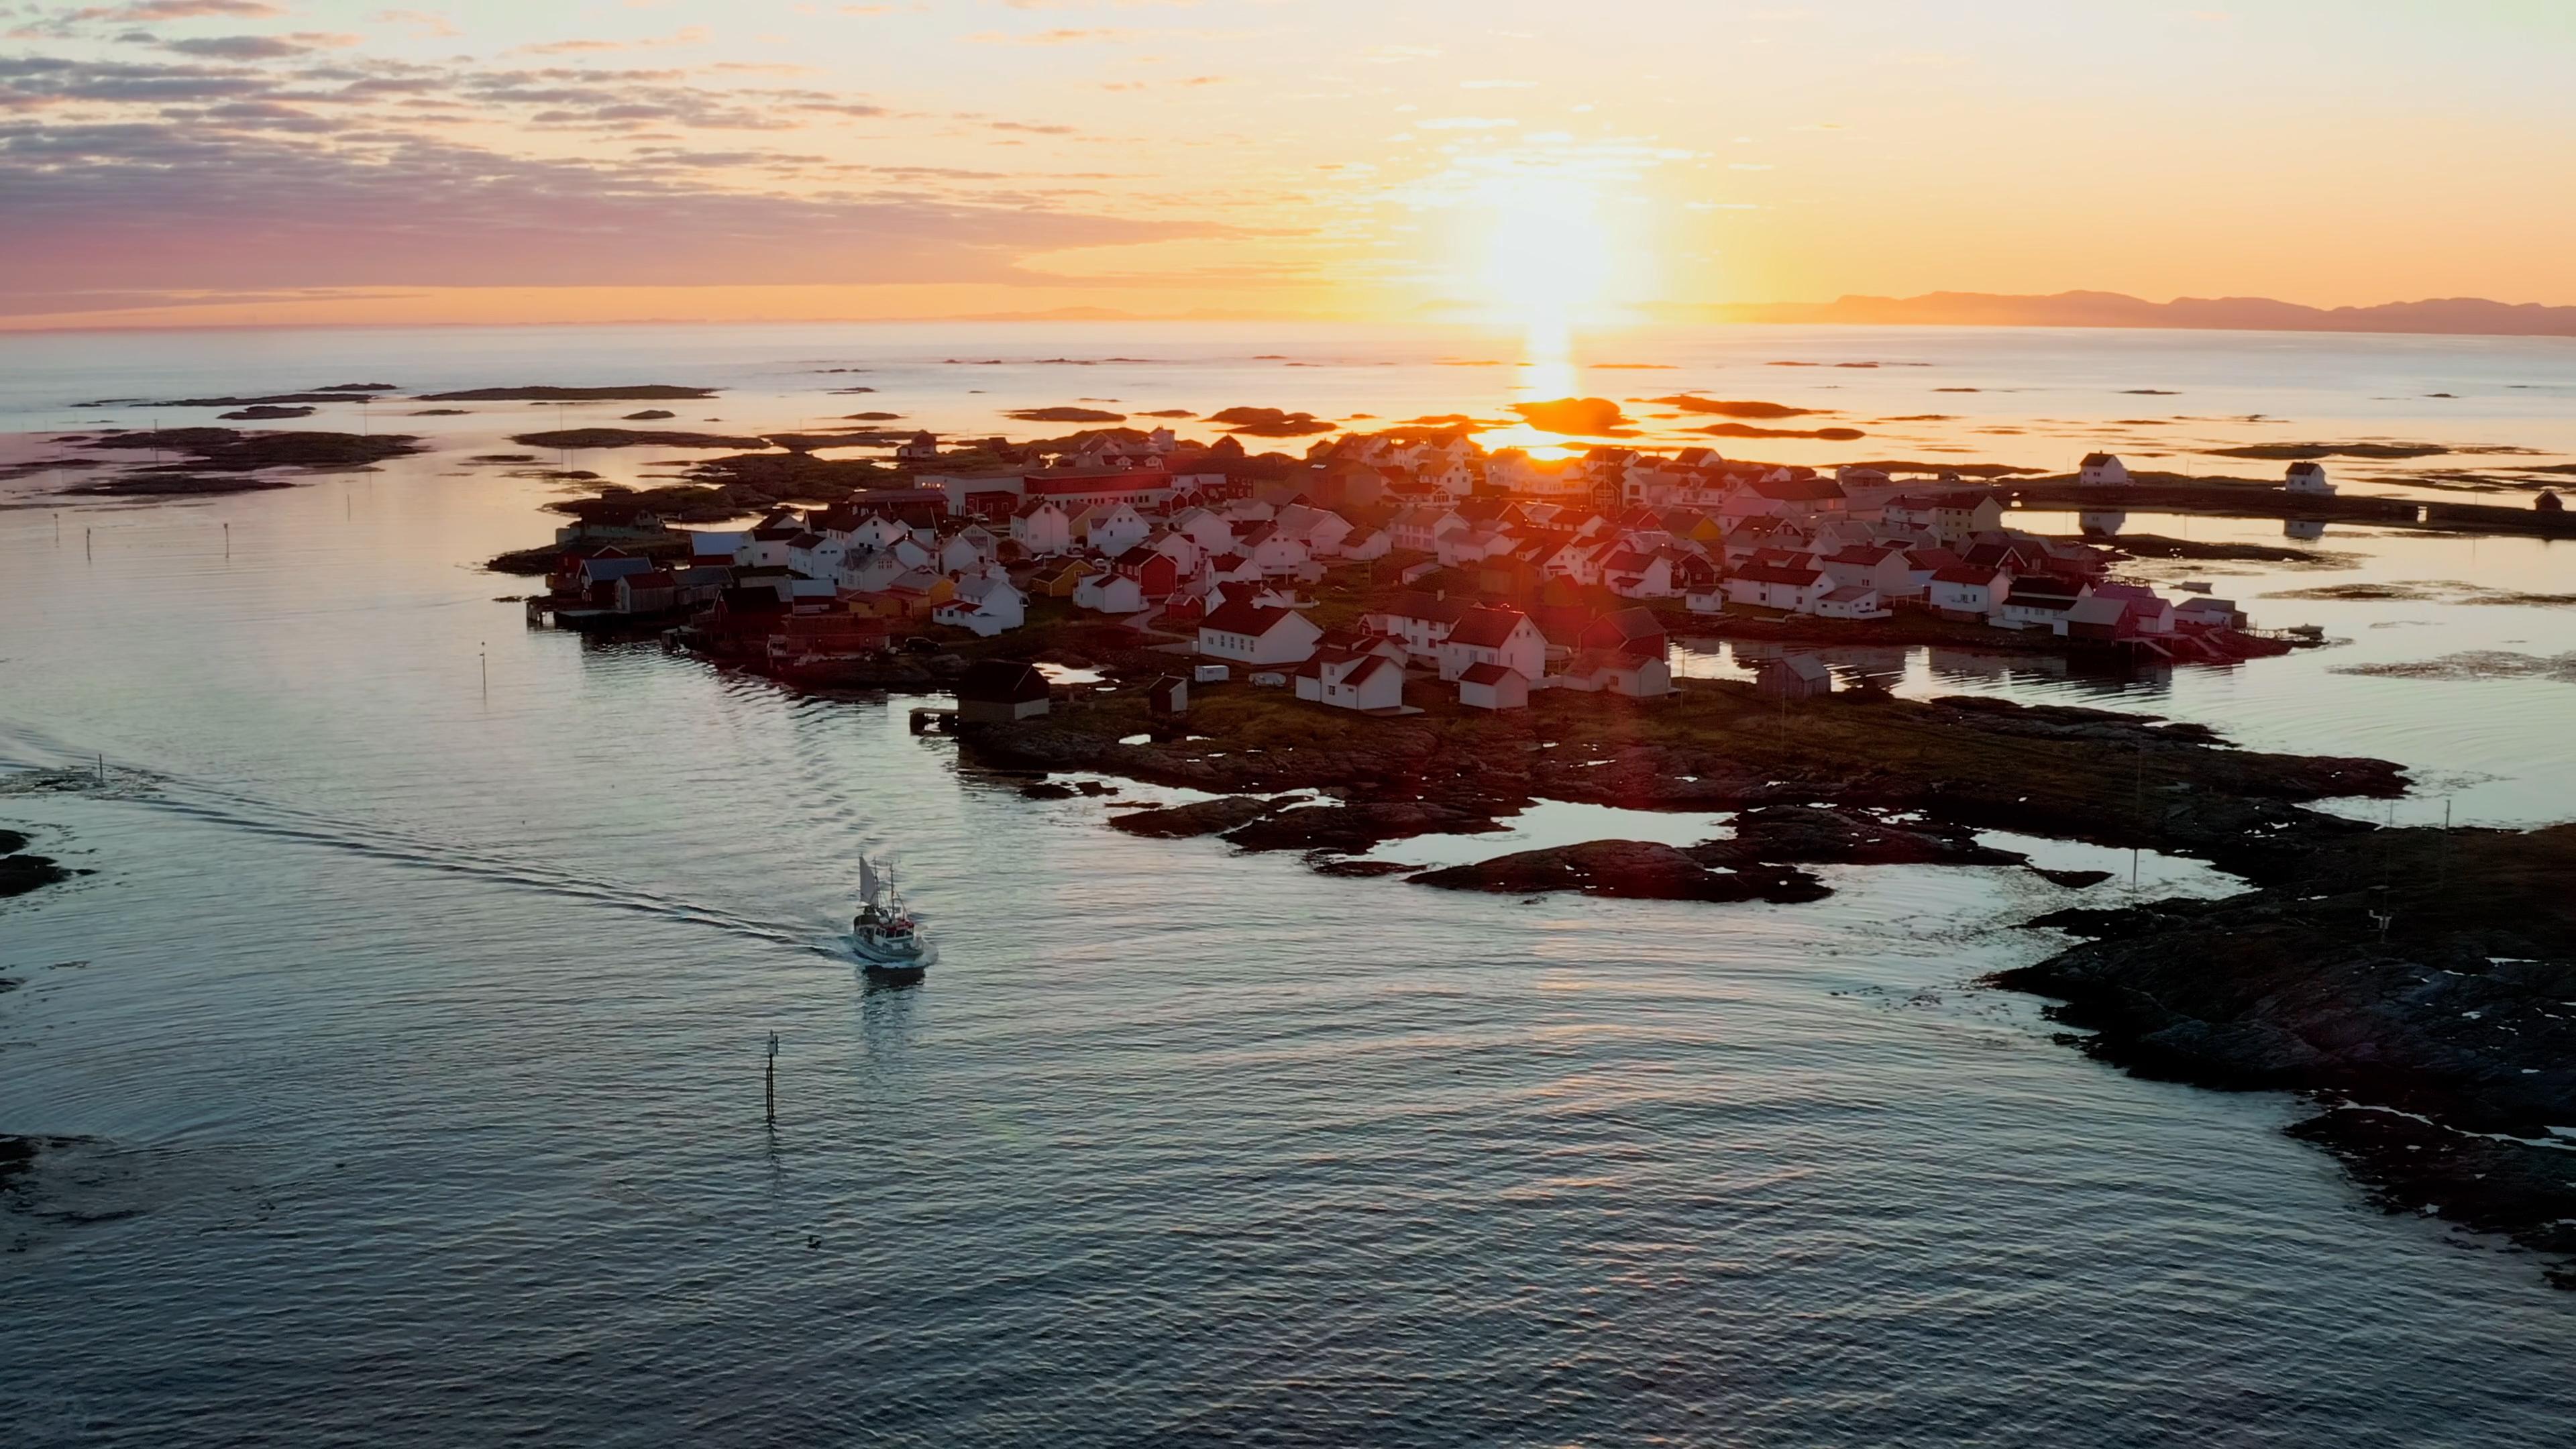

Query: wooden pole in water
[2439,799,2452,895]
[480,642,488,699]
[223,522,231,559]
[765,1032,780,1126]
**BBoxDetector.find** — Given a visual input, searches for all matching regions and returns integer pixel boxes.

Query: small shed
[1456,662,1530,711]
[2540,490,2564,515]
[1193,663,1230,684]
[956,660,1051,724]
[1146,676,1189,716]
[1756,655,1834,700]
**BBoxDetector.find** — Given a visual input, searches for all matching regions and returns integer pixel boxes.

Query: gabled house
[1011,499,1074,557]
[1197,598,1323,666]
[1073,571,1148,615]
[1109,545,1182,602]
[1581,607,1668,661]
[1456,662,1530,710]
[2078,452,2131,488]
[833,547,910,596]
[2284,462,2336,496]
[1293,649,1406,712]
[1725,560,1826,613]
[1391,504,1469,554]
[1996,577,2082,634]
[955,659,1048,722]
[1365,592,1469,661]
[1553,647,1674,698]
[1819,544,1913,598]
[1927,566,2010,620]
[932,574,1026,637]
[1813,585,1892,621]
[1756,655,1833,698]
[1077,501,1151,558]
[1436,605,1548,683]
[936,525,1000,575]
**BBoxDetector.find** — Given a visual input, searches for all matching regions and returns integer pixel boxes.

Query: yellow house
[1036,559,1095,598]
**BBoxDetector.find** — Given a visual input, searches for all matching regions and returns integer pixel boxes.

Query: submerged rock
[1704,804,2025,868]
[1412,840,1830,904]
[1107,796,1279,839]
[1222,800,1503,854]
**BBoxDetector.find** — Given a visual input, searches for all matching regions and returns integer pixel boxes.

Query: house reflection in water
[2284,518,2329,542]
[2079,509,2129,537]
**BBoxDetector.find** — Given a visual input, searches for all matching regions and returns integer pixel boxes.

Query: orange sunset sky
[3,0,2573,331]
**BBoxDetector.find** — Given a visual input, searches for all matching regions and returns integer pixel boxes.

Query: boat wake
[0,720,844,961]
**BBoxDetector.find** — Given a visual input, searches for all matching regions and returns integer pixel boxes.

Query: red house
[1111,545,1183,602]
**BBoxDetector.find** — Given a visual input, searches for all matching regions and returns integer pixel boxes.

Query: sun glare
[1474,174,1615,339]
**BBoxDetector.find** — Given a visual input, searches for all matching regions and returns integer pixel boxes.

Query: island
[491,418,2573,1285]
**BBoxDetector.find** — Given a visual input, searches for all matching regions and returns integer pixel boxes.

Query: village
[529,421,2308,715]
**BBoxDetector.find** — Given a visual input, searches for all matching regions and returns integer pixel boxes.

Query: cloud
[164,34,358,59]
[0,123,1204,292]
[97,0,283,18]
[968,28,1138,44]
[372,10,458,39]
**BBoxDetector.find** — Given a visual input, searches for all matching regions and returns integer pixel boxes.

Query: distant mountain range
[1698,290,2576,339]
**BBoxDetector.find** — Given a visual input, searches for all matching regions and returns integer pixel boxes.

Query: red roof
[1202,598,1295,636]
[1735,562,1823,586]
[1445,605,1531,649]
[1458,662,1521,687]
[1931,566,2002,586]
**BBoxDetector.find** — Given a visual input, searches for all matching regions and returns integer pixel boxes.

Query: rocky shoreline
[1994,823,2576,1285]
[0,829,76,900]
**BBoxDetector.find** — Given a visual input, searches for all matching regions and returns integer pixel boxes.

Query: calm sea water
[3,325,2573,1446]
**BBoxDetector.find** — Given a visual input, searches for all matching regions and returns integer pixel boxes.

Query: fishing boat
[850,857,934,978]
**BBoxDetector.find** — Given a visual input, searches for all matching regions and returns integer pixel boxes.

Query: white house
[1169,506,1237,554]
[1079,502,1151,558]
[1391,504,1468,554]
[2078,453,2131,488]
[932,574,1025,637]
[1725,560,1826,613]
[1293,650,1406,712]
[834,547,910,595]
[1813,585,1892,621]
[1340,527,1394,561]
[936,525,1000,575]
[1072,571,1148,614]
[1273,503,1355,558]
[1456,662,1530,711]
[1365,593,1468,661]
[1927,566,2010,619]
[833,513,913,551]
[1436,605,1548,683]
[1554,648,1674,698]
[1197,597,1323,666]
[2284,462,2336,497]
[1011,500,1073,557]
[1236,523,1312,577]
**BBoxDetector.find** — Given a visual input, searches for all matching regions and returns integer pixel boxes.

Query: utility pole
[480,641,488,700]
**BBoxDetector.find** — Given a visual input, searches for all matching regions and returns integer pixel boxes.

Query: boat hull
[849,936,934,977]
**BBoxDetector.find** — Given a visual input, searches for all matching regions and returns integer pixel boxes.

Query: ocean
[3,322,2573,1446]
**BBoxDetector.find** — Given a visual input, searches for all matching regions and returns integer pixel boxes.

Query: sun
[1472,172,1616,341]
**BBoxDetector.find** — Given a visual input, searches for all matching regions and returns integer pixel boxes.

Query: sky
[3,0,2573,330]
